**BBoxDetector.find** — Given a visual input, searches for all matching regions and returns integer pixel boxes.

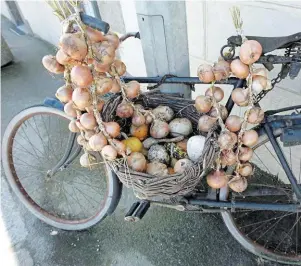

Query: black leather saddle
[228,32,301,54]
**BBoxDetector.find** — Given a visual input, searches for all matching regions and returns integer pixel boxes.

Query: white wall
[1,1,13,21]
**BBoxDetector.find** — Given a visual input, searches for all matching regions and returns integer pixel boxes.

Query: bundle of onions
[60,33,88,61]
[71,65,93,88]
[205,86,224,102]
[197,64,215,83]
[42,55,65,74]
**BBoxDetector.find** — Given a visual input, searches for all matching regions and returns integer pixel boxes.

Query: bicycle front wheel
[221,128,301,264]
[2,106,121,230]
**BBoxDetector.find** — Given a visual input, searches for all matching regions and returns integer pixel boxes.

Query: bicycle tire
[221,128,301,264]
[2,106,122,230]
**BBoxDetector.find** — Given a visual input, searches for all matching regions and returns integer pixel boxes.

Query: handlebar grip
[79,12,110,34]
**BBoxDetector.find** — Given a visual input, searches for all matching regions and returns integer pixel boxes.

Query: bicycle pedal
[124,201,150,222]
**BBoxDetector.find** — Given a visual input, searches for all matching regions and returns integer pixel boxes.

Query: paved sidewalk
[1,16,279,266]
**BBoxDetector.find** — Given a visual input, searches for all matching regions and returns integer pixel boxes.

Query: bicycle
[2,14,301,264]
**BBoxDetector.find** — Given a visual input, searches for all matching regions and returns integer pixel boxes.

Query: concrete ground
[1,16,281,266]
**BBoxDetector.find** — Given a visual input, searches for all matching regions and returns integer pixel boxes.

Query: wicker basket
[102,90,219,199]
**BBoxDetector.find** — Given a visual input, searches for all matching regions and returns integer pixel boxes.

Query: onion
[213,59,230,81]
[239,40,262,65]
[116,101,134,118]
[145,114,153,125]
[128,152,147,172]
[251,75,267,94]
[109,59,126,76]
[220,150,237,167]
[96,77,113,95]
[238,162,253,177]
[132,112,146,127]
[205,86,224,102]
[150,120,169,139]
[77,134,86,146]
[88,133,107,151]
[80,113,97,130]
[195,95,213,113]
[229,176,248,192]
[168,168,175,175]
[68,120,80,132]
[187,136,206,162]
[93,60,111,73]
[125,81,140,99]
[105,32,120,48]
[92,43,115,65]
[72,87,91,110]
[71,65,93,87]
[218,131,237,150]
[111,139,126,155]
[231,88,249,107]
[122,137,143,153]
[238,146,253,162]
[60,33,88,61]
[80,153,96,168]
[230,59,249,79]
[225,115,242,132]
[146,162,168,176]
[84,130,95,140]
[198,115,217,132]
[104,122,120,138]
[247,107,264,124]
[64,101,77,117]
[242,130,259,147]
[56,85,73,103]
[208,105,228,120]
[152,106,174,122]
[252,68,268,78]
[56,49,72,65]
[42,55,64,74]
[206,170,228,189]
[85,142,93,151]
[174,159,193,174]
[148,144,169,164]
[101,145,117,161]
[86,26,105,43]
[130,124,149,141]
[85,100,105,113]
[76,119,86,131]
[169,118,193,137]
[197,64,215,83]
[176,139,188,152]
[110,79,121,93]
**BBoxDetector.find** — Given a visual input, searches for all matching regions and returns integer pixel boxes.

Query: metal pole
[135,1,191,98]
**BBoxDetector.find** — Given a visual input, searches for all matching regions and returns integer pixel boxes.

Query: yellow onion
[220,150,237,167]
[116,101,134,118]
[72,87,91,110]
[122,137,143,153]
[198,115,217,132]
[68,120,80,132]
[197,64,215,83]
[93,60,111,73]
[208,105,228,121]
[231,88,249,106]
[80,153,96,168]
[104,122,120,138]
[64,101,77,117]
[205,86,224,102]
[229,175,248,192]
[251,75,267,94]
[71,65,93,87]
[239,40,262,65]
[56,49,73,65]
[247,107,264,124]
[125,81,140,99]
[238,146,253,162]
[89,133,107,151]
[230,59,249,79]
[109,59,126,76]
[225,115,242,132]
[242,130,259,147]
[96,77,113,95]
[86,26,105,43]
[195,95,213,113]
[207,170,228,189]
[110,79,121,93]
[150,120,169,139]
[104,32,120,48]
[101,145,118,161]
[92,42,115,65]
[60,33,88,61]
[132,111,146,127]
[238,162,253,177]
[127,152,147,172]
[80,113,97,130]
[130,124,149,140]
[218,131,237,150]
[42,55,65,74]
[56,85,73,103]
[213,59,230,81]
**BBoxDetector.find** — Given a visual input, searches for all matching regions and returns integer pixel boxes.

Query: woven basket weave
[102,90,218,199]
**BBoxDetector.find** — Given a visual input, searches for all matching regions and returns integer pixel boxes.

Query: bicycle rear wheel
[221,128,301,264]
[2,106,121,230]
